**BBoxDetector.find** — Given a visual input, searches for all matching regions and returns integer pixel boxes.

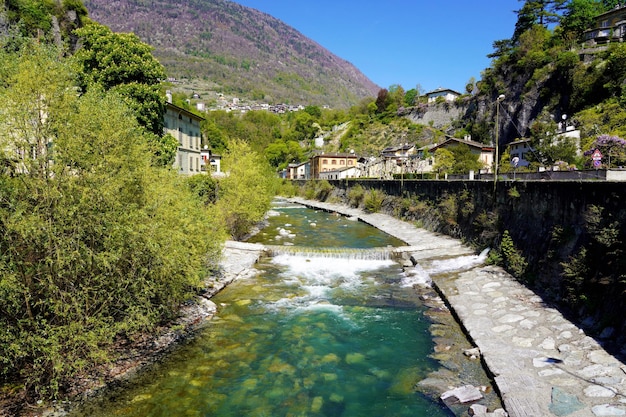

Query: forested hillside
[82,0,380,108]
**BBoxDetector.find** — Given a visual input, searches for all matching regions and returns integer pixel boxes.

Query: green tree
[433,148,455,175]
[404,88,418,106]
[186,173,219,205]
[304,105,322,118]
[388,84,406,110]
[73,22,167,136]
[217,140,276,240]
[265,140,304,170]
[449,144,484,174]
[514,0,567,42]
[291,111,318,141]
[560,0,606,39]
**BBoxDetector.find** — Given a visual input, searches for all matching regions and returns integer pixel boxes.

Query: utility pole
[494,94,505,195]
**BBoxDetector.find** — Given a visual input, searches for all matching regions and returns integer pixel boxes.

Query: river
[68,200,497,416]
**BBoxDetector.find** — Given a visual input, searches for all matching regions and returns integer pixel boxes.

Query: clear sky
[229,0,521,94]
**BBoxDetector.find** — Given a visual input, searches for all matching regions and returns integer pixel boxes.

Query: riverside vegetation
[0,19,276,417]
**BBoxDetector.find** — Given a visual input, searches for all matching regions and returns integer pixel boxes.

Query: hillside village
[184,3,626,183]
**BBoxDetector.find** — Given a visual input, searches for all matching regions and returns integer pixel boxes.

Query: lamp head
[497,94,505,101]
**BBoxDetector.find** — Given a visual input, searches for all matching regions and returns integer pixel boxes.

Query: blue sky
[229,0,521,94]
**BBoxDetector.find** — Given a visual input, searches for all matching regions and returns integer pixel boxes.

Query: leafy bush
[0,44,226,399]
[500,230,528,278]
[217,140,276,240]
[561,248,589,308]
[314,180,333,201]
[347,184,365,207]
[363,189,385,213]
[276,179,298,197]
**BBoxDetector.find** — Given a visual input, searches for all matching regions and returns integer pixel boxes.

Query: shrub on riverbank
[0,44,225,401]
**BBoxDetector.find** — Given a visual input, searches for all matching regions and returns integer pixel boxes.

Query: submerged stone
[311,396,324,413]
[130,393,152,403]
[346,352,366,364]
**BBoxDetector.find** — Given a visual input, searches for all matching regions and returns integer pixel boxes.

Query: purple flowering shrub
[584,134,626,168]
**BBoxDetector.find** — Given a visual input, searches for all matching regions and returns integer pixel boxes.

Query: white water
[426,247,490,274]
[266,254,396,312]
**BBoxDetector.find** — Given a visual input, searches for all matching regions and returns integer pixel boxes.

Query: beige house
[430,136,495,172]
[310,153,358,179]
[164,102,204,175]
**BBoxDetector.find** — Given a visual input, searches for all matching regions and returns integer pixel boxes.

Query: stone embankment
[289,197,626,417]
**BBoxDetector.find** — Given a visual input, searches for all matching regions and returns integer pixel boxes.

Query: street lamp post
[494,94,505,194]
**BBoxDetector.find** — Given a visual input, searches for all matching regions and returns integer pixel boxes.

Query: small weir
[263,244,409,261]
[68,200,498,417]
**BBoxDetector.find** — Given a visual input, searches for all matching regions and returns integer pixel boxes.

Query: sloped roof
[430,137,494,152]
[425,88,462,97]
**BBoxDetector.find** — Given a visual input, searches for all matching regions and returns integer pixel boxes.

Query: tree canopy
[73,22,167,136]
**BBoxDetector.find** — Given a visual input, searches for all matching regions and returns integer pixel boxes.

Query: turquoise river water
[69,201,457,416]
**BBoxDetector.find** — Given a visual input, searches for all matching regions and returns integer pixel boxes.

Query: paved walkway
[288,198,626,417]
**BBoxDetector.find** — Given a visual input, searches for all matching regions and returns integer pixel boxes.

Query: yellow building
[310,153,358,179]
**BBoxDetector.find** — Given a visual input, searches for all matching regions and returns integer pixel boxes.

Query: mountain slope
[82,0,380,108]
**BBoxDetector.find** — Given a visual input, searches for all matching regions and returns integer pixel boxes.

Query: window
[348,160,354,165]
[602,20,609,28]
[340,160,345,165]
[332,160,337,165]
[323,159,328,164]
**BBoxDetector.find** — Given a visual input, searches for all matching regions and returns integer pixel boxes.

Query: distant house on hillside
[164,102,204,175]
[425,88,461,103]
[584,5,626,45]
[200,147,222,175]
[281,161,309,180]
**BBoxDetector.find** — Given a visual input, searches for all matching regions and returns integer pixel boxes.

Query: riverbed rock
[464,347,481,359]
[469,404,488,415]
[441,385,483,405]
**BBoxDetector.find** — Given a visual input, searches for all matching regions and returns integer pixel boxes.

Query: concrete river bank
[289,197,626,417]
